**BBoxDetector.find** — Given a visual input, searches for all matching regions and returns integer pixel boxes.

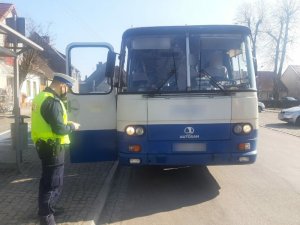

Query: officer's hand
[73,122,80,130]
[69,121,80,130]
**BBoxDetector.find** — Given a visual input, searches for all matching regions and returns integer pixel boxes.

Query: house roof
[289,65,300,76]
[0,3,16,22]
[29,32,66,78]
[281,65,300,81]
[256,71,287,92]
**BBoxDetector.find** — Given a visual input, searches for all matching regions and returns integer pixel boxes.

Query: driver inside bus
[203,50,228,81]
[131,60,156,91]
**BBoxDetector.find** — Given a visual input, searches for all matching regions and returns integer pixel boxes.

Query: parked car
[278,105,300,126]
[280,96,299,108]
[281,96,297,101]
[258,101,265,113]
[262,96,300,108]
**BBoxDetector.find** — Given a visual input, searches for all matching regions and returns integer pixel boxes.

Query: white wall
[20,73,41,103]
[281,66,300,99]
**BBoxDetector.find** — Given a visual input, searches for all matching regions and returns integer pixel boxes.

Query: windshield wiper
[152,53,178,93]
[199,69,226,92]
[155,69,176,92]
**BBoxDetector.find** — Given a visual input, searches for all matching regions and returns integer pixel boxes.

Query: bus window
[120,33,255,93]
[229,43,250,88]
[69,47,112,94]
[189,34,254,91]
[122,35,187,92]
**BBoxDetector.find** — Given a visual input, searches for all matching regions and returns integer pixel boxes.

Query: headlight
[135,127,144,135]
[242,124,252,134]
[125,126,145,136]
[233,123,252,135]
[233,124,243,134]
[126,126,135,136]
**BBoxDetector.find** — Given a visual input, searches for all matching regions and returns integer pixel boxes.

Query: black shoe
[53,206,65,216]
[40,214,56,225]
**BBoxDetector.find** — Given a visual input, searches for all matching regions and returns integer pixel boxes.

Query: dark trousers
[36,141,66,217]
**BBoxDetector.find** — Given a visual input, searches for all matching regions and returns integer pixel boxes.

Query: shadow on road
[264,123,300,130]
[100,165,220,224]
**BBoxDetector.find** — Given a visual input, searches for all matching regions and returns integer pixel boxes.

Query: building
[19,32,67,105]
[256,71,288,100]
[281,65,300,99]
[0,3,72,108]
[0,3,17,102]
[0,2,62,107]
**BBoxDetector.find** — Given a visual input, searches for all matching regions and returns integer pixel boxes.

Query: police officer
[31,73,80,225]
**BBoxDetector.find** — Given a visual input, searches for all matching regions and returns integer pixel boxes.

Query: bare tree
[235,0,300,99]
[263,0,300,99]
[19,39,38,87]
[266,0,300,75]
[235,0,265,75]
[19,20,52,87]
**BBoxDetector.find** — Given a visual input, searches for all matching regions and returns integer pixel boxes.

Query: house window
[26,80,31,97]
[33,81,37,96]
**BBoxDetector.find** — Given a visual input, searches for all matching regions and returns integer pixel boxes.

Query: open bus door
[66,43,117,163]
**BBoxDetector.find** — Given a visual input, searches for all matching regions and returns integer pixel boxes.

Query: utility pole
[7,15,26,172]
[12,15,21,173]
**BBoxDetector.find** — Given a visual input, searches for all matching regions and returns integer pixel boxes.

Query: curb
[264,109,280,113]
[86,161,119,225]
[259,124,300,138]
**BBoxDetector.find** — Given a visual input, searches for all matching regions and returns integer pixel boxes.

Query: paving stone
[0,140,114,225]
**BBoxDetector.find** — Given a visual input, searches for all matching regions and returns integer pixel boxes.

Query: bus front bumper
[119,150,257,166]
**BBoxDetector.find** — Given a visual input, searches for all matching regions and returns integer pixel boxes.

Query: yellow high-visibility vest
[31,91,70,145]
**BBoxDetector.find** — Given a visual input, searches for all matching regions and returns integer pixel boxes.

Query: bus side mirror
[105,51,116,78]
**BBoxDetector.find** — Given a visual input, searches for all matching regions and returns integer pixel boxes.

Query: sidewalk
[0,114,117,225]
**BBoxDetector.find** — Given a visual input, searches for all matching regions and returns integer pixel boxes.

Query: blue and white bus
[66,25,258,166]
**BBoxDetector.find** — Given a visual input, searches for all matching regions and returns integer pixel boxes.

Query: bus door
[66,43,117,163]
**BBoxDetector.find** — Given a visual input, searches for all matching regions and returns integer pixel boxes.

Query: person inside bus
[203,50,228,81]
[172,43,188,91]
[130,58,158,91]
[130,58,148,91]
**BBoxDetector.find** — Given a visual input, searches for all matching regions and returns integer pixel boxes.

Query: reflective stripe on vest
[31,91,70,145]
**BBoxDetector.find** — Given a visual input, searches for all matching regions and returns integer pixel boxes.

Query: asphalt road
[99,127,300,225]
[1,110,299,224]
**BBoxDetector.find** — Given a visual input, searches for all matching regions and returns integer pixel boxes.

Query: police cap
[53,73,75,87]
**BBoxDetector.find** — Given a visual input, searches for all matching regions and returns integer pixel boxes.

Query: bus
[66,25,258,166]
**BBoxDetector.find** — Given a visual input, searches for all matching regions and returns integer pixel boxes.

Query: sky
[2,0,300,70]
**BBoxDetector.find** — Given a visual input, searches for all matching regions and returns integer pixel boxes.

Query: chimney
[41,36,50,44]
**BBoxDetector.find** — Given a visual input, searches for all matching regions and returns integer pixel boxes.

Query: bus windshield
[121,32,255,93]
